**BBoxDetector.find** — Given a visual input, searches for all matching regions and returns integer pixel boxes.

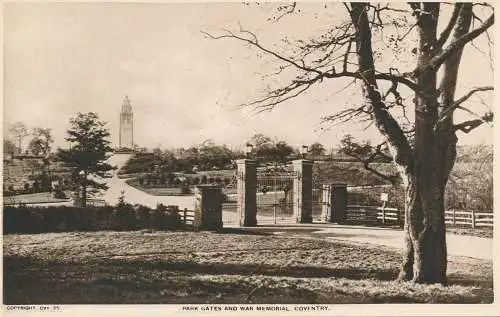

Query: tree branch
[437,86,493,122]
[414,13,494,76]
[453,113,493,134]
[349,3,414,169]
[435,3,463,50]
[202,29,422,93]
[341,139,399,184]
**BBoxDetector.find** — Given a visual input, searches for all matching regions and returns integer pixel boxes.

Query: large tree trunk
[397,3,469,284]
[398,167,449,284]
[348,2,478,284]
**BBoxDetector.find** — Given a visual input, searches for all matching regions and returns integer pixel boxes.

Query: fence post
[381,201,386,225]
[292,159,313,224]
[471,209,476,229]
[183,208,187,226]
[236,159,257,227]
[452,209,456,226]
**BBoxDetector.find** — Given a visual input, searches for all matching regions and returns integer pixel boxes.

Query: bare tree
[8,122,30,153]
[206,2,494,284]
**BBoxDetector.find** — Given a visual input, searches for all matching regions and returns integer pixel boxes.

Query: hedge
[3,204,182,234]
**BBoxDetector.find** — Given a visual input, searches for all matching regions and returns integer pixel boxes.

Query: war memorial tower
[119,96,134,149]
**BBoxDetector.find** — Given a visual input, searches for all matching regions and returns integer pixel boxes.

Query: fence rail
[445,210,493,228]
[346,205,401,225]
[178,208,196,229]
[87,199,107,207]
[346,205,493,229]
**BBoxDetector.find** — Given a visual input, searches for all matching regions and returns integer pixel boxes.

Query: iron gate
[256,170,296,224]
[221,173,239,225]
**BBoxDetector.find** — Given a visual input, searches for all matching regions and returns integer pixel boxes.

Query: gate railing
[256,173,295,224]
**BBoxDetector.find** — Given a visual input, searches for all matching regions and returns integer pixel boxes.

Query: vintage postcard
[2,1,498,316]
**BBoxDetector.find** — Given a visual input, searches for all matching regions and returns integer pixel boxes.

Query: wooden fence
[346,205,401,225]
[445,210,493,228]
[87,199,107,207]
[346,205,493,229]
[178,208,196,229]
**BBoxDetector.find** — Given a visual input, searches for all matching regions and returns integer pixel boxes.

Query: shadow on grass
[215,228,272,236]
[1,255,401,304]
[5,255,493,304]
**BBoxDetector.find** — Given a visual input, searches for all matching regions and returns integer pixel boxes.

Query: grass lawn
[130,187,187,196]
[4,192,71,205]
[3,230,492,304]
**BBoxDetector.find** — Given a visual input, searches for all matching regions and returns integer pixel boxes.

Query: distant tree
[3,139,19,156]
[249,133,273,149]
[309,142,326,157]
[56,112,115,207]
[28,128,54,157]
[9,122,29,153]
[272,141,294,164]
[340,135,398,184]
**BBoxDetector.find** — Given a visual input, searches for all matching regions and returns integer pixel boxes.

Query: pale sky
[3,2,494,150]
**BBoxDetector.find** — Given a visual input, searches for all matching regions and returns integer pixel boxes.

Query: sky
[3,2,494,151]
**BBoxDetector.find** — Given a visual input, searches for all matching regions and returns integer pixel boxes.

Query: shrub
[180,183,191,195]
[3,202,185,234]
[135,204,152,228]
[113,193,137,231]
[201,175,208,184]
[53,189,68,199]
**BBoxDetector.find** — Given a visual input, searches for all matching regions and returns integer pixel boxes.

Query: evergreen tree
[56,112,115,207]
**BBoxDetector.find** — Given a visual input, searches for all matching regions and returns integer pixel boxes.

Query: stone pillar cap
[292,159,314,165]
[331,183,348,187]
[236,159,257,164]
[196,185,222,189]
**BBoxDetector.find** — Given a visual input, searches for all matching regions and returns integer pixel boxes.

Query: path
[224,222,492,260]
[98,154,196,210]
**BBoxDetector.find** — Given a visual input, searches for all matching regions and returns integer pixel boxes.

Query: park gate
[256,170,296,224]
[234,159,317,226]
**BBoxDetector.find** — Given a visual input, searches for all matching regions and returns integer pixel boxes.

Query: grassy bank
[3,192,71,205]
[4,231,492,304]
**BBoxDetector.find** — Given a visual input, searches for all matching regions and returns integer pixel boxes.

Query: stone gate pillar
[194,185,223,231]
[331,183,347,223]
[293,159,313,223]
[236,159,257,226]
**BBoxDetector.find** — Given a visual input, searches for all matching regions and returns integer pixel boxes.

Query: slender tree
[56,112,115,207]
[206,3,494,284]
[8,122,29,153]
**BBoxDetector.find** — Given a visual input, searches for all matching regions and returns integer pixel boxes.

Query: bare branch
[414,13,494,76]
[435,3,463,50]
[202,29,422,97]
[349,3,414,168]
[341,138,399,184]
[437,86,493,123]
[452,86,493,108]
[454,112,494,134]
